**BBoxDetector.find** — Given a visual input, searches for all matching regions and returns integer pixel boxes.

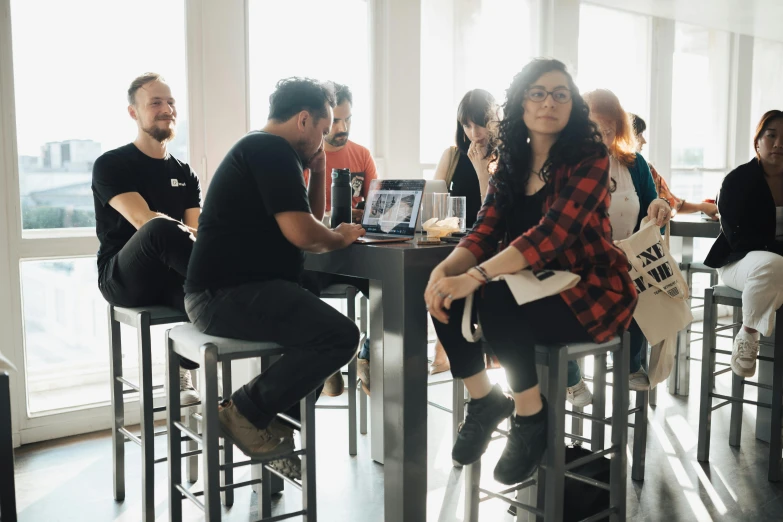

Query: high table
[305,240,453,522]
[667,215,721,397]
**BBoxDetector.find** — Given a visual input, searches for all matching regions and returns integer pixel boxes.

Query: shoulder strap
[444,147,461,191]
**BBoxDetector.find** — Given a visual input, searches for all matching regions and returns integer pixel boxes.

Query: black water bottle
[330,168,352,228]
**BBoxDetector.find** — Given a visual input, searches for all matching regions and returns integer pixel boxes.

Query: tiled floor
[11,344,783,521]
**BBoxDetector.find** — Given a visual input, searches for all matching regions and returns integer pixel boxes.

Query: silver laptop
[356,179,426,243]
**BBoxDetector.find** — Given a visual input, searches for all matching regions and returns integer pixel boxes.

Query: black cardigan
[704,158,783,269]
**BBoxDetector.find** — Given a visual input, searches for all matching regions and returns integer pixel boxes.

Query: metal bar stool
[319,284,369,454]
[697,285,783,482]
[0,372,17,522]
[108,304,199,521]
[166,324,317,521]
[464,333,630,521]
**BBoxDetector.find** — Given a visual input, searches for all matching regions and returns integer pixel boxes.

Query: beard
[325,132,349,147]
[143,118,176,143]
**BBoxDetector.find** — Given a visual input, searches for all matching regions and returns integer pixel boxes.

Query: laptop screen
[362,179,426,236]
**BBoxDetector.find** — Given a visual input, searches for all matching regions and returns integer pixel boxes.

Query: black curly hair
[492,59,606,214]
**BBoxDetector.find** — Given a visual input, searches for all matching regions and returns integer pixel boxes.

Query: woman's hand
[467,141,490,176]
[425,273,482,324]
[647,198,672,227]
[702,202,719,221]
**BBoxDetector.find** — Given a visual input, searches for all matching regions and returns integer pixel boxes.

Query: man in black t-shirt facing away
[185,78,365,470]
[91,73,200,405]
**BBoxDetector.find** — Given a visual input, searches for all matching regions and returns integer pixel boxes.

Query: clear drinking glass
[448,196,467,232]
[420,192,450,233]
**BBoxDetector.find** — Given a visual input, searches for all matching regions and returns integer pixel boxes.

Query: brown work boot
[357,359,370,396]
[269,456,302,481]
[218,401,294,460]
[322,372,345,397]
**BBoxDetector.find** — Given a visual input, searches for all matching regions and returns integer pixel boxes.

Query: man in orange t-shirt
[304,83,378,220]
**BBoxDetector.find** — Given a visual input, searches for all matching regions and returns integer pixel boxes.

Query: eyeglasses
[525,88,572,104]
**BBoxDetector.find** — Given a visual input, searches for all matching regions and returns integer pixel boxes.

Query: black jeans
[185,279,360,429]
[432,281,592,393]
[99,217,198,370]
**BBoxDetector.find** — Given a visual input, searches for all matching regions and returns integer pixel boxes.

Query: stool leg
[591,354,607,451]
[729,307,744,447]
[108,306,125,502]
[769,309,783,482]
[453,379,464,448]
[359,384,368,435]
[631,389,648,481]
[358,294,369,435]
[464,461,480,522]
[186,366,199,484]
[256,356,284,496]
[302,391,318,522]
[348,357,358,456]
[166,332,183,522]
[544,349,566,521]
[201,345,222,521]
[220,361,234,506]
[698,288,717,462]
[137,312,155,522]
[611,334,629,521]
[570,357,586,440]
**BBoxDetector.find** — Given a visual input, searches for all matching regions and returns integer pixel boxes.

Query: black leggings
[432,281,592,393]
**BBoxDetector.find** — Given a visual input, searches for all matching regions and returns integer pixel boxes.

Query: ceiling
[586,0,783,42]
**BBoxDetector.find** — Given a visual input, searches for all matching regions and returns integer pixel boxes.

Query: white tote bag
[462,268,581,342]
[615,218,693,346]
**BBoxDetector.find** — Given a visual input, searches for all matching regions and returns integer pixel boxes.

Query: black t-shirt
[92,143,201,271]
[185,131,311,293]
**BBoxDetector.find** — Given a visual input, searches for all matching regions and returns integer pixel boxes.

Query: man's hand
[309,148,326,176]
[334,222,366,247]
[351,209,364,223]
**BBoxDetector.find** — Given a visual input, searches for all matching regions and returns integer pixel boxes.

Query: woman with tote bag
[423,59,637,486]
[564,90,673,405]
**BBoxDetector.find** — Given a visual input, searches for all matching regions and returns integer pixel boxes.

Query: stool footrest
[566,433,591,444]
[565,409,611,426]
[479,486,542,516]
[255,509,307,522]
[710,392,772,409]
[220,449,307,471]
[742,380,773,391]
[118,377,140,392]
[578,507,618,522]
[153,456,167,464]
[174,420,202,445]
[219,477,262,492]
[563,469,611,491]
[314,404,349,410]
[711,400,732,411]
[118,427,141,446]
[181,448,202,459]
[276,412,301,430]
[563,447,614,472]
[152,406,166,413]
[176,484,205,511]
[427,401,453,414]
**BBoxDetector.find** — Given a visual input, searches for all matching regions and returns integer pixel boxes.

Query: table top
[669,214,721,238]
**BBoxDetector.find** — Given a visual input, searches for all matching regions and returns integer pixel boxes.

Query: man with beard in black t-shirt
[91,73,200,405]
[184,78,365,475]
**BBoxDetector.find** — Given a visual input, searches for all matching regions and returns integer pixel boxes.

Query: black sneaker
[452,384,515,466]
[493,395,548,485]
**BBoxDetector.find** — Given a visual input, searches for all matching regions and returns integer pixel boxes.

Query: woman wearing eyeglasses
[423,59,636,485]
[562,89,672,407]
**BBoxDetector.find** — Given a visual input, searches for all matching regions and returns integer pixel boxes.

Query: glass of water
[448,196,467,232]
[420,192,450,233]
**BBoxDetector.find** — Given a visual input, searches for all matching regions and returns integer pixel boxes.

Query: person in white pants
[705,109,783,377]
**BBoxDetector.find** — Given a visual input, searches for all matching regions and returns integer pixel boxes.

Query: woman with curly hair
[430,89,500,375]
[423,59,637,485]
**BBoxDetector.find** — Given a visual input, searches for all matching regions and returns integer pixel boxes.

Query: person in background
[563,89,672,406]
[429,89,500,375]
[91,72,201,405]
[424,59,636,486]
[630,114,718,220]
[704,109,783,377]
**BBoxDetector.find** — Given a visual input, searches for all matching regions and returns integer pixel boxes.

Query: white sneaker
[629,367,651,391]
[566,379,593,407]
[731,332,760,378]
[179,368,200,406]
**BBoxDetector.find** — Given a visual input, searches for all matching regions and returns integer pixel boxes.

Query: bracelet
[472,265,492,283]
[466,270,486,285]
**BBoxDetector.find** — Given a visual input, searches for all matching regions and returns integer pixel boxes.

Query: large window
[247,0,371,147]
[10,0,189,232]
[749,37,783,156]
[577,4,651,122]
[420,0,537,167]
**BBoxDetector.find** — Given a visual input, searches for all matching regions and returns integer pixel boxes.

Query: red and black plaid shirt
[458,152,638,343]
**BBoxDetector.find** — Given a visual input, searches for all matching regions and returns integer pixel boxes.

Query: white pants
[718,251,783,337]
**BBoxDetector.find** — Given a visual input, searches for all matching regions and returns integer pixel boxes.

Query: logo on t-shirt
[350,172,365,198]
[171,179,186,187]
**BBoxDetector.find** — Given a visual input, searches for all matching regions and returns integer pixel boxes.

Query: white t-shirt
[776,207,783,239]
[608,156,640,241]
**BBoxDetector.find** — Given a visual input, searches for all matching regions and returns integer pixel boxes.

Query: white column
[649,17,675,183]
[727,34,754,167]
[371,0,421,179]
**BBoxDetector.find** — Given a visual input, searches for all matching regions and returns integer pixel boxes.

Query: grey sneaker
[629,367,651,391]
[357,358,370,396]
[179,368,200,406]
[566,379,593,407]
[269,456,302,481]
[218,401,294,460]
[322,372,345,397]
[731,333,759,377]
